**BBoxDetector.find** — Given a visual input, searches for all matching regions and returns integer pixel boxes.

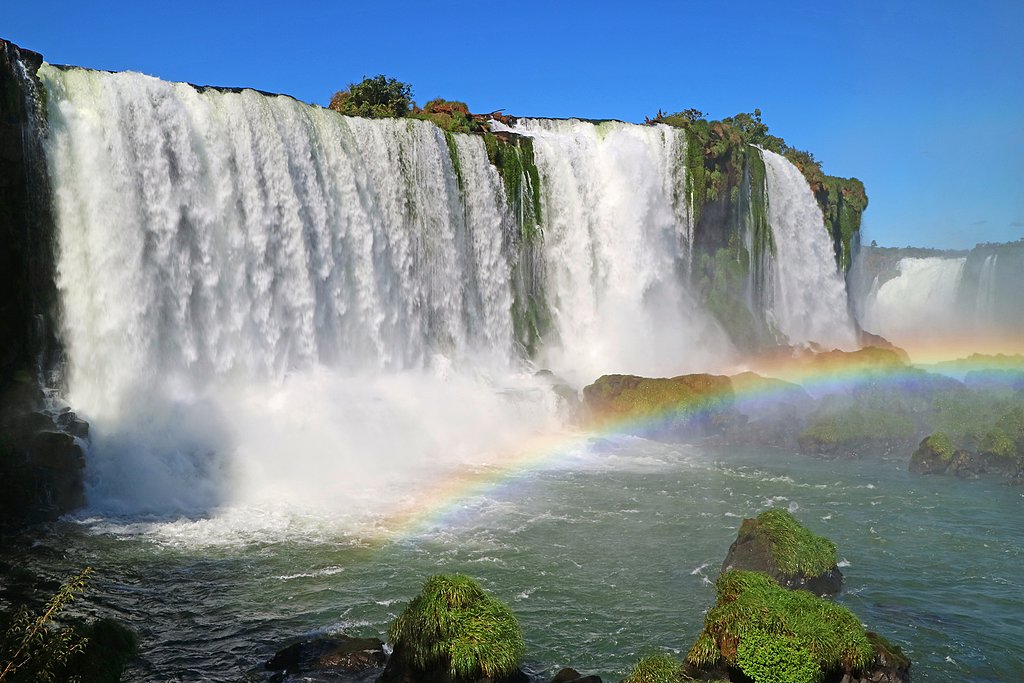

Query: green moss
[388,574,524,681]
[623,653,688,683]
[583,373,732,422]
[744,509,837,577]
[687,571,874,677]
[442,131,463,192]
[483,133,542,242]
[511,290,551,358]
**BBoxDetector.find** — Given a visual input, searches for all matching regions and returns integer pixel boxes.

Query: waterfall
[498,118,732,384]
[975,254,998,325]
[760,149,858,349]
[42,66,558,518]
[860,257,966,352]
[39,65,868,520]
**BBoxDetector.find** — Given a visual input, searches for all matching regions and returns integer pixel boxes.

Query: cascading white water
[499,118,733,384]
[860,257,966,351]
[40,66,865,528]
[975,254,998,325]
[761,149,858,349]
[43,65,560,522]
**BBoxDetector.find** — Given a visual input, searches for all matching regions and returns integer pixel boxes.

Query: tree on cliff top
[329,75,412,118]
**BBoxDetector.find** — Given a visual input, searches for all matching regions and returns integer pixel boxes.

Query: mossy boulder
[581,373,734,438]
[687,571,879,683]
[721,509,842,596]
[908,433,957,474]
[381,574,526,683]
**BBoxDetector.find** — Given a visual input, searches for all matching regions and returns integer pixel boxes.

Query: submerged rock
[265,634,385,681]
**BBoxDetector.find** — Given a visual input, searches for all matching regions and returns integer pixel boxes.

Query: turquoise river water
[5,438,1022,682]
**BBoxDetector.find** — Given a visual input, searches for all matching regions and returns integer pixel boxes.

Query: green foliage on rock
[735,629,821,683]
[743,509,837,577]
[582,373,732,422]
[797,405,917,455]
[410,98,481,133]
[623,653,687,683]
[687,570,874,679]
[482,133,542,241]
[0,568,91,683]
[653,107,866,273]
[388,574,524,681]
[329,75,413,118]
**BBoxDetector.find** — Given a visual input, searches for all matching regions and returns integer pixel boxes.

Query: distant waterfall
[761,149,858,349]
[975,254,998,325]
[860,257,966,351]
[499,118,731,383]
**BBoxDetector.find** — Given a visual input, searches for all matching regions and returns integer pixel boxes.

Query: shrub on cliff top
[687,570,874,681]
[388,574,524,681]
[743,509,837,577]
[329,75,412,118]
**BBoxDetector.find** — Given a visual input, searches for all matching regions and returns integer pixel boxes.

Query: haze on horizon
[4,0,1022,250]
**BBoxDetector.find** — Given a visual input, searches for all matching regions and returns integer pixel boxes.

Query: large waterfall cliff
[2,39,866,519]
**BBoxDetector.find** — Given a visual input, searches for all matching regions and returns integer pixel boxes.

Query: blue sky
[5,0,1022,249]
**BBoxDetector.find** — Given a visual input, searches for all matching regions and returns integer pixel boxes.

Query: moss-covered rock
[909,433,956,474]
[797,406,917,457]
[721,509,842,596]
[622,653,687,683]
[581,373,734,437]
[382,574,526,683]
[686,570,875,681]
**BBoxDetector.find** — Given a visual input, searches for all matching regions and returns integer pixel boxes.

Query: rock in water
[721,508,843,597]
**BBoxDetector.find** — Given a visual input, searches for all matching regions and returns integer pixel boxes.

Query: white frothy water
[500,118,733,384]
[42,66,560,525]
[761,149,858,349]
[860,256,966,352]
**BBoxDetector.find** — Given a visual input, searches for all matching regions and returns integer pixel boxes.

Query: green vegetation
[410,98,482,133]
[0,568,91,683]
[653,108,866,273]
[687,570,874,681]
[482,133,542,241]
[582,373,732,423]
[329,75,413,118]
[742,509,837,577]
[623,653,688,683]
[735,629,821,683]
[388,574,524,681]
[797,405,917,454]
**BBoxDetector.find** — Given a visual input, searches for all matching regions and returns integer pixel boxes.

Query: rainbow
[385,347,1023,537]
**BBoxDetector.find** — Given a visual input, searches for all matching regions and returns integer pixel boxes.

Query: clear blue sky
[4,0,1022,249]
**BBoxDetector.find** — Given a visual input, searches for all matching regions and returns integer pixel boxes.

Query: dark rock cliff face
[0,38,84,528]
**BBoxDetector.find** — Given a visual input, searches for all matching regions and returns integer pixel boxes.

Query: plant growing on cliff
[0,568,92,682]
[329,75,412,118]
[388,574,524,681]
[687,570,874,681]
